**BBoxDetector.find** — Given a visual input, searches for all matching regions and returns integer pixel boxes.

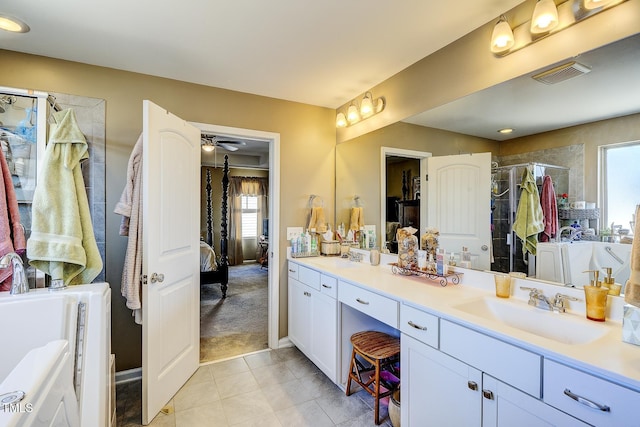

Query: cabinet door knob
[467,381,478,391]
[482,389,494,400]
[563,389,610,412]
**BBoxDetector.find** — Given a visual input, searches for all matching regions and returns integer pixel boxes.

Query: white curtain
[228,177,268,265]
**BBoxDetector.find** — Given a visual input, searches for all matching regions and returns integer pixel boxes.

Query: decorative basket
[320,240,340,256]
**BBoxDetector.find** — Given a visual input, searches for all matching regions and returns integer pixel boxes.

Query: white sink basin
[453,297,610,345]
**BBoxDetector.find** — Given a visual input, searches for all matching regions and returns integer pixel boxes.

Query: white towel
[625,205,640,307]
[114,134,143,323]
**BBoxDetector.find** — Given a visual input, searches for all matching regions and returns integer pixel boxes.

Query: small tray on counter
[390,263,462,287]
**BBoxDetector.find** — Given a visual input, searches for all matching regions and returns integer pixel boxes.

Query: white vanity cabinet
[287,261,338,382]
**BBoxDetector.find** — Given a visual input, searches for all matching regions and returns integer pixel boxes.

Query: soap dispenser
[603,267,622,296]
[583,270,608,322]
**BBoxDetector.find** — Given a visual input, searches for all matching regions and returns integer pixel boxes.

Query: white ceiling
[1,0,524,109]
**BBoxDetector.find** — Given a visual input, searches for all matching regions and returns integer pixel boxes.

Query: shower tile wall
[52,93,106,282]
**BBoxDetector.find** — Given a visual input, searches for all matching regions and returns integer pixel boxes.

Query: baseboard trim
[115,367,142,385]
[278,336,293,348]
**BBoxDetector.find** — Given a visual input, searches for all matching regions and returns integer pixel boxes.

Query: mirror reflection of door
[386,156,420,253]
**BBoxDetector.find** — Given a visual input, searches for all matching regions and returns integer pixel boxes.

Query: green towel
[512,167,544,258]
[27,109,103,285]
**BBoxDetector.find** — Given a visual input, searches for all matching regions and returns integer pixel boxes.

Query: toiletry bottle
[583,270,608,322]
[603,267,622,296]
[436,248,445,275]
[461,247,471,268]
[427,253,436,274]
[310,228,318,253]
[449,253,457,267]
[359,227,366,249]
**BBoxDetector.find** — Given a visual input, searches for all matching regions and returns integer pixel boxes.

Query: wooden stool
[346,331,400,425]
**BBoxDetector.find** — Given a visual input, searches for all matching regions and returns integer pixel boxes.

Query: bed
[200,155,230,298]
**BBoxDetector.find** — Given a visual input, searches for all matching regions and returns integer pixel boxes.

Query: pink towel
[539,175,558,242]
[0,148,26,291]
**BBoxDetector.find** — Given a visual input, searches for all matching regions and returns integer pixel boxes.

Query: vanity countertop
[289,255,640,392]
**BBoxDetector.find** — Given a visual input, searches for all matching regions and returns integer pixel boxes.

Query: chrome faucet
[558,226,582,242]
[521,287,579,313]
[522,287,553,311]
[348,251,363,262]
[0,252,29,295]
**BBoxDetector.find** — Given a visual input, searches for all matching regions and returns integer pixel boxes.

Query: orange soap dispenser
[583,270,609,322]
[603,267,622,296]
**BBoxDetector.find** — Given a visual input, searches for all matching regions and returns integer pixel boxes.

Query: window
[241,195,258,238]
[601,141,640,230]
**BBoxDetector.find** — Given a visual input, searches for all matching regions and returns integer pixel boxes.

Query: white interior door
[142,100,200,424]
[427,153,491,270]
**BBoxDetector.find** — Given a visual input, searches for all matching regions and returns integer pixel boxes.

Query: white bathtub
[537,241,632,288]
[0,283,111,427]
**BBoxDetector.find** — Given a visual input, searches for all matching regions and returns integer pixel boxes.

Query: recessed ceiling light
[498,128,514,134]
[0,14,30,33]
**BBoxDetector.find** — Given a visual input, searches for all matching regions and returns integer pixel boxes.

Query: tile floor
[116,347,393,427]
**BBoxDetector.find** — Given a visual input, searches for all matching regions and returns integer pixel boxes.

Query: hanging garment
[27,108,103,285]
[114,134,143,324]
[349,207,364,231]
[512,167,544,259]
[308,206,327,232]
[0,148,26,291]
[539,175,558,242]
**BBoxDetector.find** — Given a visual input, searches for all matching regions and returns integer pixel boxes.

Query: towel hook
[353,195,362,207]
[308,194,324,208]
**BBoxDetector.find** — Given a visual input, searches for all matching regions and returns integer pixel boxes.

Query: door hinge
[425,174,429,181]
[140,274,148,285]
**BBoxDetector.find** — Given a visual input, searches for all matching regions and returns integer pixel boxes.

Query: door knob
[481,245,489,251]
[150,273,165,283]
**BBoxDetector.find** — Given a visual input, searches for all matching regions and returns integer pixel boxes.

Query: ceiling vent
[532,61,591,85]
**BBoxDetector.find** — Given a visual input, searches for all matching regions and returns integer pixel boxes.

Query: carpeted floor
[200,262,269,363]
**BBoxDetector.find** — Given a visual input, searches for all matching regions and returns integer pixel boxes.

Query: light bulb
[347,104,360,124]
[490,18,514,53]
[336,112,347,128]
[531,0,559,34]
[360,93,374,117]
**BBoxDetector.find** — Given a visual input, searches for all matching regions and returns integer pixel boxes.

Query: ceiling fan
[201,134,246,152]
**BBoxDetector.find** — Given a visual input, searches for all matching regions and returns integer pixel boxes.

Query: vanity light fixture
[531,0,559,34]
[336,92,386,128]
[490,0,626,56]
[0,14,30,33]
[490,16,515,54]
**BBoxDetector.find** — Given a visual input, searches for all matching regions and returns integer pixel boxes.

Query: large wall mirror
[335,33,640,291]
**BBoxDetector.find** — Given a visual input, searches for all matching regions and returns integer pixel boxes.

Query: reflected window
[601,141,640,231]
[241,195,258,238]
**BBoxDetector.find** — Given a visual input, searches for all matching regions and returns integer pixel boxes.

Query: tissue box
[622,304,640,346]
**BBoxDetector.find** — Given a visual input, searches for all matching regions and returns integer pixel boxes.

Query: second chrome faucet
[521,287,579,313]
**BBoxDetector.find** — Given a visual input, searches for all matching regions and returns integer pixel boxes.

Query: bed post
[206,169,213,246]
[219,155,230,298]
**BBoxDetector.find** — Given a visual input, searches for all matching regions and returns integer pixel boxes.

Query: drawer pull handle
[356,298,370,305]
[322,284,332,289]
[304,291,311,297]
[467,381,478,391]
[289,269,295,273]
[482,389,494,400]
[408,321,427,331]
[563,389,610,412]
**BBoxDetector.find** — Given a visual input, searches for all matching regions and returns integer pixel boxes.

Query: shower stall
[491,162,569,275]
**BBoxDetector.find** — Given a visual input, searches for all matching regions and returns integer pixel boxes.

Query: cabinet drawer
[400,304,439,348]
[544,359,639,427]
[320,274,337,299]
[287,261,299,280]
[338,281,398,328]
[298,265,320,291]
[440,320,541,398]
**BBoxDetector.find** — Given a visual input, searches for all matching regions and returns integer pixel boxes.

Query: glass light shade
[201,143,215,152]
[347,104,360,124]
[583,0,613,9]
[360,93,374,117]
[490,19,514,53]
[0,14,30,33]
[530,0,559,34]
[336,112,347,128]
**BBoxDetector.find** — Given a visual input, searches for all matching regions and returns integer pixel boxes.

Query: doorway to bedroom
[194,123,280,364]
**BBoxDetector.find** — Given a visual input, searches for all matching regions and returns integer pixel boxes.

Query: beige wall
[499,113,640,203]
[0,49,335,370]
